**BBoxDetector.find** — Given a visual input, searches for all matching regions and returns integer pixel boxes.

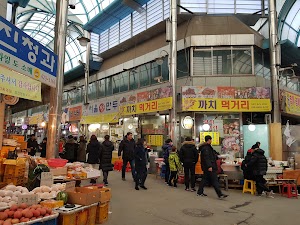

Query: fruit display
[32,184,66,200]
[0,185,29,208]
[0,203,54,225]
[56,192,68,204]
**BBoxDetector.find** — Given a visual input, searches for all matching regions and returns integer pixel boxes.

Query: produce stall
[0,156,111,225]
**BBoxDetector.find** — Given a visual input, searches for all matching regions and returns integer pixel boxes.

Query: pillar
[269,123,283,160]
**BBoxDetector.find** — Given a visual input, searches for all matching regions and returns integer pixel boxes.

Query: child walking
[168,146,182,187]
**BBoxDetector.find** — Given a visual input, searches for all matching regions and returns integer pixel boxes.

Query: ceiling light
[248,124,256,132]
[202,124,210,131]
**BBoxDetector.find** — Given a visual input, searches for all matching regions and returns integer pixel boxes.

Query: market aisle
[101,171,299,225]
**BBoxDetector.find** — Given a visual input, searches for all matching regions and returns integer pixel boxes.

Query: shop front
[61,105,83,138]
[181,86,272,158]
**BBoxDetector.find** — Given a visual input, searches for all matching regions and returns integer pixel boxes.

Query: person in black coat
[197,135,228,199]
[134,138,148,190]
[118,132,136,181]
[64,135,78,162]
[39,138,47,158]
[241,146,256,180]
[87,135,102,184]
[27,134,38,156]
[100,135,114,186]
[246,147,272,197]
[179,137,198,191]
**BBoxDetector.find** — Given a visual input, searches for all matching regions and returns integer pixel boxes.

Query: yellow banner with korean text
[0,66,41,101]
[200,132,220,145]
[80,113,119,124]
[120,97,173,115]
[182,98,271,112]
[285,91,300,116]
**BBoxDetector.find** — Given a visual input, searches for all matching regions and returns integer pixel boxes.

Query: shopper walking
[168,146,182,187]
[87,135,102,184]
[77,136,87,162]
[162,139,173,183]
[197,135,228,199]
[100,135,114,186]
[27,134,38,156]
[64,135,78,163]
[179,137,198,191]
[134,138,148,190]
[118,132,136,181]
[245,146,273,197]
[39,137,47,158]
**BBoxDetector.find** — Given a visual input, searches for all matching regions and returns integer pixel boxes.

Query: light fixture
[155,57,164,65]
[181,116,194,129]
[248,124,256,132]
[155,112,160,117]
[77,36,90,47]
[290,75,299,84]
[62,130,67,135]
[41,122,46,127]
[128,124,133,130]
[21,124,27,130]
[88,124,99,132]
[202,124,210,131]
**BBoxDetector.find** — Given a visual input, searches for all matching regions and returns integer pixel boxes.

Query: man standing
[179,137,198,191]
[246,146,273,197]
[162,139,173,183]
[27,134,38,156]
[118,132,136,181]
[197,135,228,199]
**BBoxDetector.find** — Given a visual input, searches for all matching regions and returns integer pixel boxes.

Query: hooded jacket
[100,140,114,171]
[64,138,78,162]
[162,144,172,163]
[199,142,218,172]
[118,138,135,160]
[179,141,198,165]
[134,144,147,170]
[169,152,182,172]
[247,149,267,176]
[241,150,254,180]
[87,140,102,164]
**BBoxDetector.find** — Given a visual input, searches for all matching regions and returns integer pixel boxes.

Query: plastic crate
[58,203,97,225]
[28,213,59,225]
[31,217,57,225]
[96,202,109,224]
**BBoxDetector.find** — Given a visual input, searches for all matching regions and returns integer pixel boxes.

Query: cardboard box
[50,167,67,176]
[66,187,100,206]
[9,135,25,142]
[85,186,111,203]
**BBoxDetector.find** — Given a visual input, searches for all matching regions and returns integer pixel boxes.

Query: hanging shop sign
[0,16,58,87]
[28,113,44,125]
[147,134,164,146]
[182,86,271,112]
[81,99,119,124]
[181,116,194,129]
[0,66,41,101]
[68,106,82,121]
[200,132,220,146]
[120,87,173,115]
[284,91,300,116]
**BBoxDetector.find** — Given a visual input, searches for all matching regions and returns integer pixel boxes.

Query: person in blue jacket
[162,139,173,183]
[134,138,149,190]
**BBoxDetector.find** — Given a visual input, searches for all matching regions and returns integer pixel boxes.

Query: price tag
[65,181,76,191]
[18,194,38,205]
[41,172,53,186]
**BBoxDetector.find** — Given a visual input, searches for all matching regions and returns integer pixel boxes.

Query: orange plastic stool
[281,183,298,198]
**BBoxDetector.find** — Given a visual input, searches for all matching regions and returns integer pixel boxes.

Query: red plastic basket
[47,158,68,168]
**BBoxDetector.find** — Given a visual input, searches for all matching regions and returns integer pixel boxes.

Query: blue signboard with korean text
[0,16,57,87]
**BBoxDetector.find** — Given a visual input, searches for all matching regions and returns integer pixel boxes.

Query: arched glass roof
[14,0,116,72]
[279,0,300,46]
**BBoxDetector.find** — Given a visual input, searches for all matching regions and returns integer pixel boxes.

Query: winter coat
[118,138,135,160]
[77,140,87,162]
[169,152,182,172]
[199,143,218,172]
[100,140,114,172]
[247,149,268,176]
[134,144,147,170]
[241,150,254,180]
[40,142,46,158]
[179,141,198,165]
[27,139,38,156]
[64,139,78,162]
[162,144,172,163]
[87,140,102,164]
